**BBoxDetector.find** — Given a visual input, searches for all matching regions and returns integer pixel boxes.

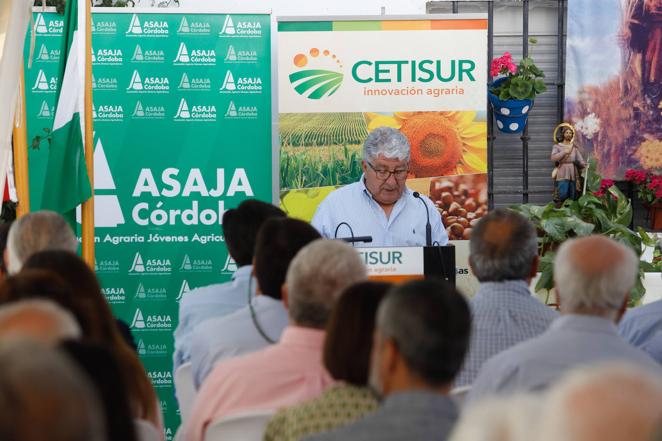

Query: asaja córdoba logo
[289,48,344,100]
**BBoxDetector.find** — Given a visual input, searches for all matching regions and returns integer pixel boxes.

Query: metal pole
[557,0,566,121]
[487,0,495,209]
[521,0,530,204]
[452,1,459,13]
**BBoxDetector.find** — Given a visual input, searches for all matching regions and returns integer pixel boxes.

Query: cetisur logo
[288,48,343,100]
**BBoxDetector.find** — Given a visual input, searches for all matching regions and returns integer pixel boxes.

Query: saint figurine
[551,123,586,203]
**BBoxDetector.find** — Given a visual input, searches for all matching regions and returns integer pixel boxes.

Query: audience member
[456,208,558,386]
[449,394,541,441]
[539,363,662,441]
[185,239,366,441]
[190,217,320,388]
[0,339,107,441]
[468,235,661,403]
[2,257,163,431]
[264,281,389,441]
[619,298,662,363]
[308,279,471,441]
[173,200,285,371]
[0,299,80,344]
[0,220,13,278]
[6,210,77,273]
[60,341,138,441]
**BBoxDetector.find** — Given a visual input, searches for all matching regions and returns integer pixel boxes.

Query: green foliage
[280,144,363,190]
[490,39,547,100]
[511,159,656,305]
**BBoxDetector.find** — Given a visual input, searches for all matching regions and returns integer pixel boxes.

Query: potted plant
[511,159,657,306]
[624,169,662,230]
[488,39,547,134]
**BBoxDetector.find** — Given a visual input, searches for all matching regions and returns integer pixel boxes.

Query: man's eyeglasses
[366,161,409,181]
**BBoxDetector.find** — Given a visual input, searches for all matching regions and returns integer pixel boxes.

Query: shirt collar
[279,326,326,349]
[382,390,457,413]
[231,265,253,282]
[475,280,533,298]
[549,314,618,335]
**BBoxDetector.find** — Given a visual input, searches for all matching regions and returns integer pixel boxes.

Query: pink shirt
[184,326,334,441]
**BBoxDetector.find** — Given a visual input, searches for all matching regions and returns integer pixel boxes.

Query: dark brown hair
[323,281,390,385]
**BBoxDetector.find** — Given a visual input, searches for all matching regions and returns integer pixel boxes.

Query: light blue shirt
[455,280,558,387]
[172,265,253,372]
[619,299,662,363]
[311,176,448,247]
[189,294,289,389]
[467,314,662,404]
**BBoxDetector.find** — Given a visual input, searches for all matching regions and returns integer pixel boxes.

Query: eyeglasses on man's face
[366,161,409,181]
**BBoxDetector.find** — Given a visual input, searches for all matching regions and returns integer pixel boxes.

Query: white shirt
[189,295,289,389]
[311,176,448,247]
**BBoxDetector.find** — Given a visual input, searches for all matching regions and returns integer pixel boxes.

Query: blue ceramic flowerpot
[488,77,534,134]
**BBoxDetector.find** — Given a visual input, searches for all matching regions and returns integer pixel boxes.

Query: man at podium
[312,127,448,247]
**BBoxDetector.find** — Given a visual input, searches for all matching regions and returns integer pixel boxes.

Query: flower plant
[489,39,547,100]
[624,169,662,205]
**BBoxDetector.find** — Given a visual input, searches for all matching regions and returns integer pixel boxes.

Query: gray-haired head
[0,299,81,344]
[554,235,638,320]
[6,211,78,274]
[539,363,662,441]
[375,279,470,388]
[469,208,538,282]
[363,126,411,163]
[285,239,367,329]
[0,339,107,441]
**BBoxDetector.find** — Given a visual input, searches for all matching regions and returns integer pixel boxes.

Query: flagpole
[81,0,95,268]
[12,64,30,218]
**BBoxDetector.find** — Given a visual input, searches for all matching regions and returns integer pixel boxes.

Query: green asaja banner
[25,10,272,438]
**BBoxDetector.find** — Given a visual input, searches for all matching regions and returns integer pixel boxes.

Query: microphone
[334,222,372,245]
[413,191,432,247]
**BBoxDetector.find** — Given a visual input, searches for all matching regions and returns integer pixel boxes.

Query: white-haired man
[0,299,81,344]
[539,363,662,441]
[6,211,77,274]
[312,127,447,246]
[184,239,367,441]
[467,235,661,403]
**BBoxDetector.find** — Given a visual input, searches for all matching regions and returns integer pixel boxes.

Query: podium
[354,245,456,285]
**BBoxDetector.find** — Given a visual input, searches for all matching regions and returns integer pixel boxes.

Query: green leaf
[630,275,645,306]
[637,227,657,247]
[498,88,511,100]
[521,58,534,68]
[509,77,534,100]
[566,217,595,236]
[541,218,572,242]
[528,37,538,45]
[31,136,41,150]
[533,79,547,93]
[640,261,657,272]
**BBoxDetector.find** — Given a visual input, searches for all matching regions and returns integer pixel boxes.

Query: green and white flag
[41,0,91,224]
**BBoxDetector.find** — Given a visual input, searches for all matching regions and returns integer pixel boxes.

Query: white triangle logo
[131,309,146,328]
[92,105,98,119]
[220,71,236,91]
[175,98,190,119]
[178,17,190,33]
[92,75,97,89]
[225,101,237,117]
[32,70,49,90]
[137,339,146,355]
[38,44,49,61]
[127,71,143,90]
[38,101,51,118]
[176,280,191,302]
[135,282,146,299]
[220,15,235,35]
[94,138,116,190]
[130,252,145,273]
[174,43,190,63]
[179,73,190,89]
[34,14,48,34]
[180,255,192,270]
[222,255,238,273]
[225,46,237,61]
[91,47,96,62]
[132,45,144,61]
[126,15,143,35]
[133,101,145,117]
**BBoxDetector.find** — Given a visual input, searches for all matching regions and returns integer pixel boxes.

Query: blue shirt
[172,265,253,372]
[311,177,448,247]
[455,280,558,387]
[467,314,662,404]
[619,299,662,363]
[189,294,289,389]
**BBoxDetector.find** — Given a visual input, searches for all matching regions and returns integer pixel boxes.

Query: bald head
[0,300,81,344]
[7,211,78,274]
[554,235,638,319]
[540,363,662,441]
[469,208,538,282]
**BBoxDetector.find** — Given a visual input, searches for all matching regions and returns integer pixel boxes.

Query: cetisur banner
[25,9,272,438]
[277,16,488,242]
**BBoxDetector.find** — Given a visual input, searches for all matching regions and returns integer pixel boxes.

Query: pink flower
[490,53,519,77]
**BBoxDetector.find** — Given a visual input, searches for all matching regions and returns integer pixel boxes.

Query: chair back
[174,362,196,422]
[204,410,275,441]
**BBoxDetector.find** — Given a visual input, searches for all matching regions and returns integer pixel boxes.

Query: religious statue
[551,123,586,203]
